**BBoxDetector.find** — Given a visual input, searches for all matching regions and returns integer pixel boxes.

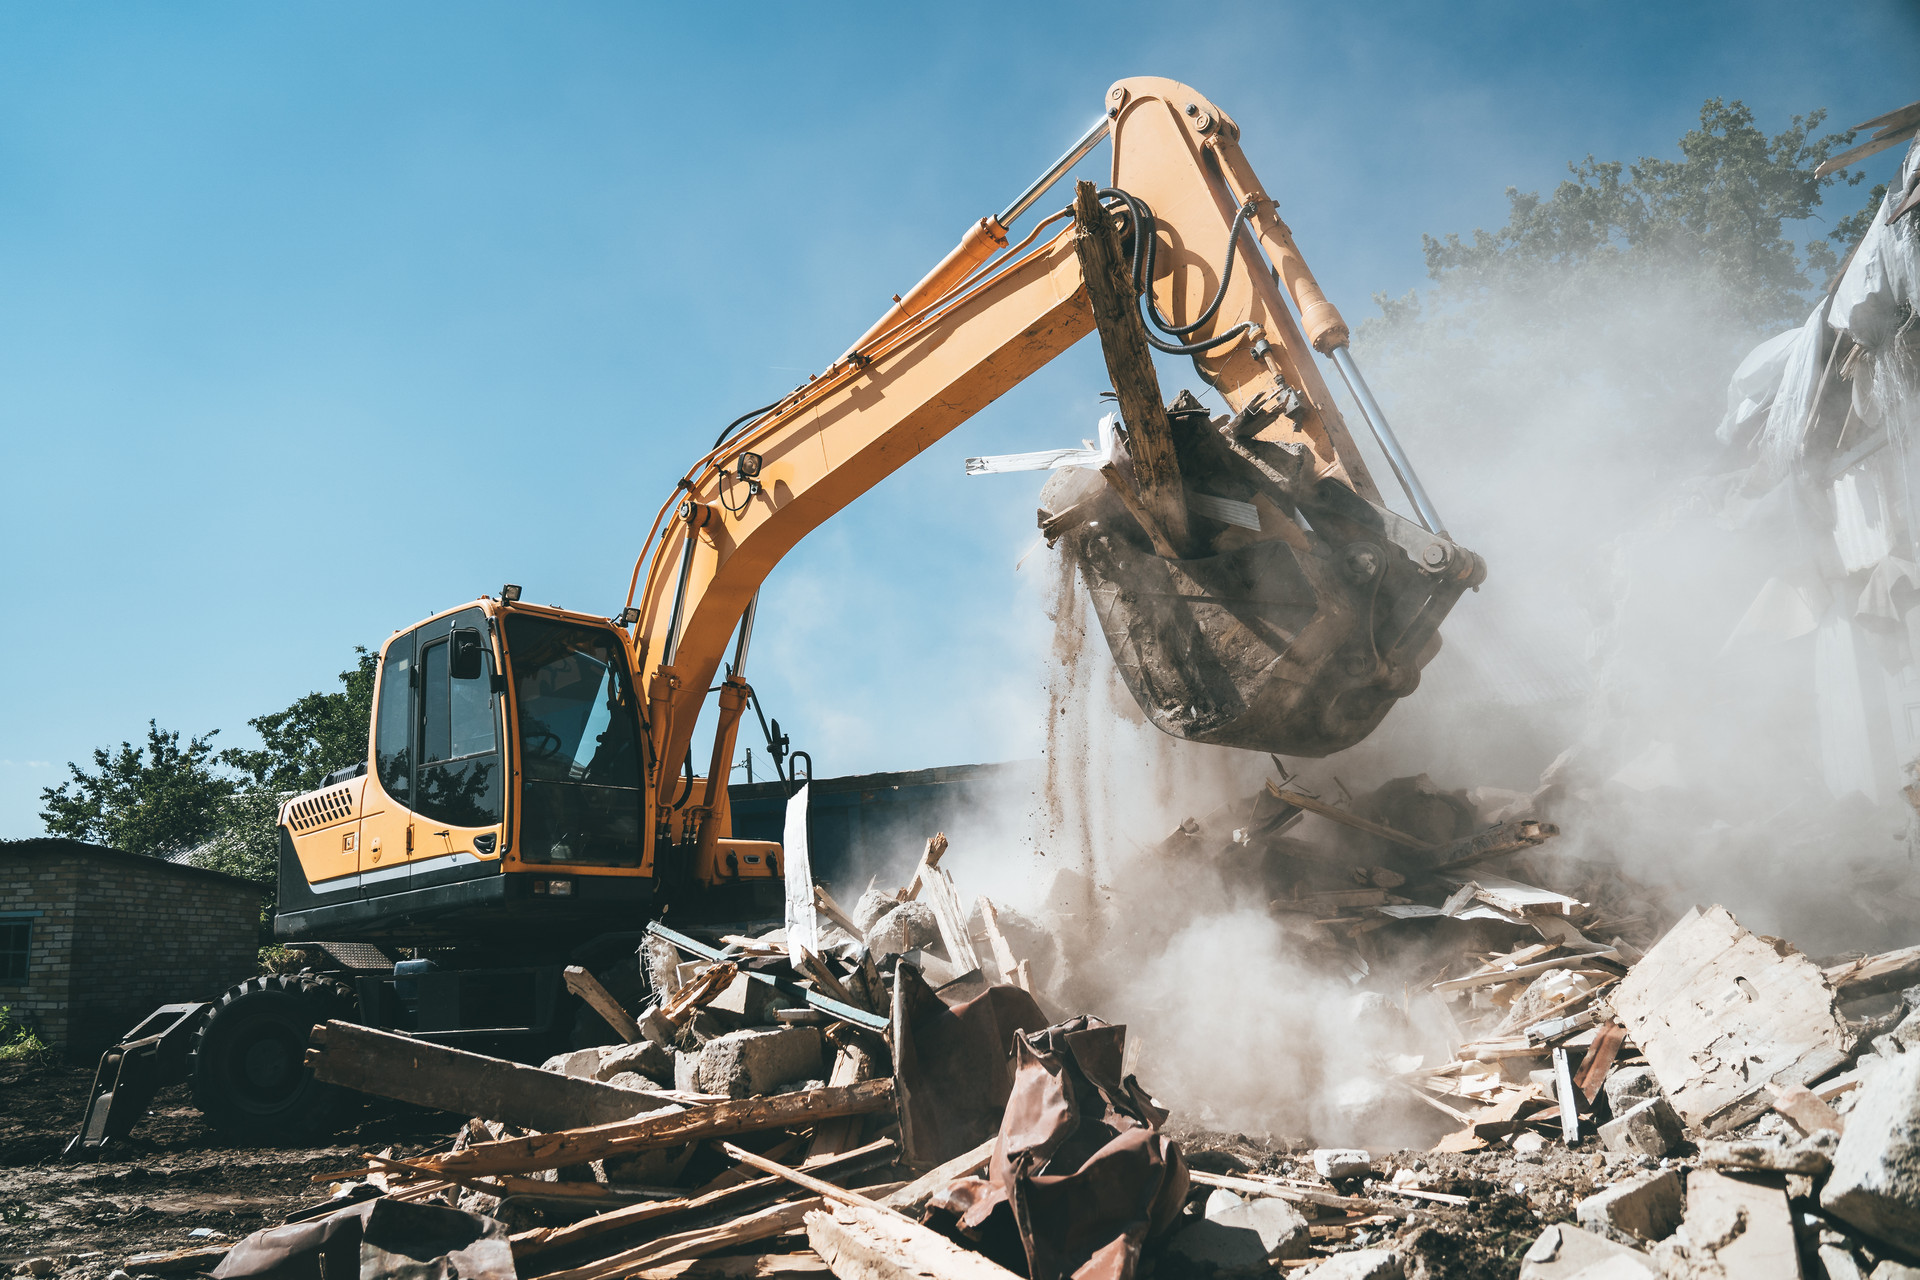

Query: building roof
[0,838,265,892]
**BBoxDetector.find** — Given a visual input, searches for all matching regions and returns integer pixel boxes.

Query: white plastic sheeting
[1830,140,1920,353]
[1716,326,1805,445]
[1834,466,1895,573]
[1752,298,1834,480]
[782,782,819,967]
[966,413,1118,475]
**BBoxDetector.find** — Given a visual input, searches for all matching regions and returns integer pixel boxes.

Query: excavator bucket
[1039,398,1483,758]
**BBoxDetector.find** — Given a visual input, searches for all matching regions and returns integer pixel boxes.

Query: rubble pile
[27,780,1920,1280]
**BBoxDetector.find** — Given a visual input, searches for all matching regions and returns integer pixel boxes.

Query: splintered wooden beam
[1825,943,1920,1000]
[563,965,643,1042]
[807,1203,1025,1280]
[1071,179,1191,556]
[512,1138,897,1262]
[305,1021,677,1131]
[421,1078,895,1177]
[1265,782,1436,851]
[1428,820,1561,873]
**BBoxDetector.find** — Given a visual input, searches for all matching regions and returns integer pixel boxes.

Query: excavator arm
[621,77,1483,869]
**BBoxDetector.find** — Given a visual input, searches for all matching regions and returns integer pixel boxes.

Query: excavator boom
[626,77,1482,855]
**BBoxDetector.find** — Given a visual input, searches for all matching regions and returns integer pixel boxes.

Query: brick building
[0,838,261,1057]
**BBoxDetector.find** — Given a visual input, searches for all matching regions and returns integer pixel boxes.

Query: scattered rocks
[1164,1190,1311,1271]
[1518,1224,1656,1279]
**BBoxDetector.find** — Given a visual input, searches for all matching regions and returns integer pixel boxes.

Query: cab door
[409,610,506,889]
[358,629,417,896]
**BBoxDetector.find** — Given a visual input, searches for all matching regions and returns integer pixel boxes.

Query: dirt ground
[0,1060,451,1277]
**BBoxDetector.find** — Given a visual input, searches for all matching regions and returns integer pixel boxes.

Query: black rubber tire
[190,974,356,1143]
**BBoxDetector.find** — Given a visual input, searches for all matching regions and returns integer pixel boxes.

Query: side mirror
[449,630,485,681]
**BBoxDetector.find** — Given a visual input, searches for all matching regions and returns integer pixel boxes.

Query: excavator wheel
[189,974,357,1143]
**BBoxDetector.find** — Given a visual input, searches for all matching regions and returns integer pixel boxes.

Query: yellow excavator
[71,77,1481,1147]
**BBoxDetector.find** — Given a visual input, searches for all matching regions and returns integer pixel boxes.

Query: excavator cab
[273,597,777,950]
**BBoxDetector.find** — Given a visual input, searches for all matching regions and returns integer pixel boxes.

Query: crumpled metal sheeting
[933,1016,1190,1280]
[893,975,1051,1166]
[210,1197,515,1280]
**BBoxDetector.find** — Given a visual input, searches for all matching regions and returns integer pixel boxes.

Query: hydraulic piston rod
[1328,344,1448,537]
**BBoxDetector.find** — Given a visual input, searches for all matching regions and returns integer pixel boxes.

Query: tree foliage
[37,651,378,906]
[39,722,234,857]
[220,649,377,792]
[1401,99,1862,333]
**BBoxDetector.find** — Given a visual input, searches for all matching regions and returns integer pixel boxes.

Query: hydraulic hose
[1097,187,1256,356]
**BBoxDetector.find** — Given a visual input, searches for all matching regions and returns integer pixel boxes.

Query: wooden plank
[638,1256,831,1280]
[807,1202,1026,1280]
[1428,820,1560,873]
[664,962,741,1023]
[903,834,948,901]
[1070,179,1191,555]
[1573,1022,1627,1102]
[880,1136,995,1214]
[124,1245,231,1273]
[1611,906,1854,1133]
[1442,871,1585,917]
[807,1040,874,1160]
[1187,1170,1409,1218]
[814,885,863,938]
[721,1142,891,1212]
[1434,953,1618,993]
[513,1138,896,1262]
[976,898,1024,990]
[917,866,982,975]
[1552,1046,1581,1144]
[564,965,643,1043]
[1265,782,1435,851]
[795,946,857,1007]
[539,1197,827,1280]
[1825,943,1920,1000]
[305,1021,673,1132]
[425,1078,896,1178]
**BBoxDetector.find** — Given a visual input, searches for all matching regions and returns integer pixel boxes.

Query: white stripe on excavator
[309,851,478,893]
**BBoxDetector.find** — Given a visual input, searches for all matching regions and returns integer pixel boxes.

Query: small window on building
[0,919,28,983]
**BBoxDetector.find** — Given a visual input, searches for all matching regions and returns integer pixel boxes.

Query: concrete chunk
[1576,1169,1683,1243]
[1604,1065,1661,1114]
[595,1040,673,1083]
[1519,1224,1656,1279]
[866,901,938,956]
[1313,1148,1375,1180]
[1825,1052,1920,1255]
[1165,1190,1311,1271]
[1598,1095,1684,1158]
[1657,1169,1800,1280]
[693,1026,823,1098]
[1298,1250,1401,1279]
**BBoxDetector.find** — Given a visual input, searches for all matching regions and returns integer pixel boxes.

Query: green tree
[39,722,235,857]
[201,650,380,900]
[220,649,377,791]
[37,648,378,916]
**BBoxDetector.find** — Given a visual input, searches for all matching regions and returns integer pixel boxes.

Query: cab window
[414,631,503,829]
[374,636,413,802]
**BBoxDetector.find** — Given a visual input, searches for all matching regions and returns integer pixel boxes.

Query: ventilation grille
[288,786,355,832]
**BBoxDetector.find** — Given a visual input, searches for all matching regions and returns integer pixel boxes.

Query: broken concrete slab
[1699,1129,1838,1175]
[1575,1169,1682,1243]
[1610,905,1854,1135]
[692,1027,825,1099]
[1598,1095,1684,1158]
[1657,1169,1801,1280]
[1518,1224,1656,1279]
[1824,1051,1920,1255]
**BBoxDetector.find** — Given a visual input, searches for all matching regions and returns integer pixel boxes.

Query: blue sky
[3,1,1915,836]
